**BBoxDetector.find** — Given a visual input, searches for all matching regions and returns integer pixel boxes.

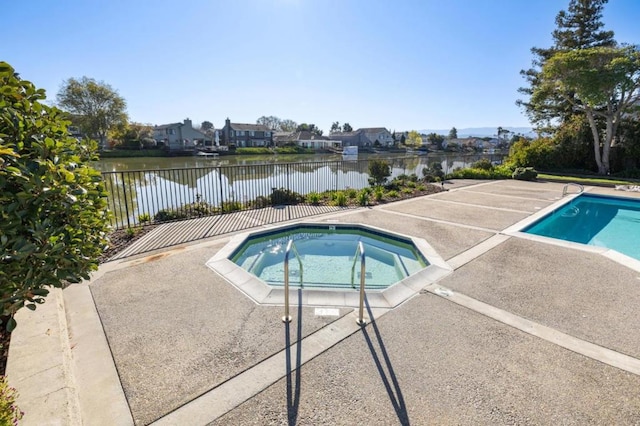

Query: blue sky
[3,0,640,133]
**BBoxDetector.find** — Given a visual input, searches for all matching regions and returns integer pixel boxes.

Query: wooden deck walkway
[108,204,359,261]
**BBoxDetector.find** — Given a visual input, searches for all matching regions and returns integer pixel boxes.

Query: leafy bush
[471,158,494,170]
[271,188,303,205]
[357,190,369,206]
[512,167,538,181]
[447,164,512,180]
[306,192,321,205]
[138,213,151,223]
[0,376,22,425]
[0,62,110,330]
[346,188,358,199]
[154,201,215,222]
[368,159,391,186]
[333,191,347,206]
[252,196,270,208]
[374,187,385,201]
[386,190,399,198]
[507,138,557,170]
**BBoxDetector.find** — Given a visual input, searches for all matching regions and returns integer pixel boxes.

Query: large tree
[448,127,458,139]
[256,115,282,130]
[405,130,423,147]
[342,122,353,132]
[280,119,298,132]
[518,0,615,127]
[538,46,640,174]
[56,76,128,148]
[0,62,109,329]
[330,121,341,133]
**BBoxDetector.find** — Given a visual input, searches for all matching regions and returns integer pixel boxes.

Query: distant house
[329,127,393,148]
[153,119,211,151]
[219,118,273,147]
[274,131,336,150]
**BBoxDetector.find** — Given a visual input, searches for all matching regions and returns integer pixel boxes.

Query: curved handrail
[282,239,304,323]
[562,182,584,197]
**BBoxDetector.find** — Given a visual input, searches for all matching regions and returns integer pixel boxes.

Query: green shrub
[154,201,215,222]
[446,164,512,180]
[0,376,23,425]
[507,138,557,170]
[386,190,399,198]
[368,159,391,186]
[374,187,385,201]
[357,190,369,206]
[333,191,347,206]
[471,158,494,170]
[138,213,151,223]
[416,184,426,191]
[306,192,321,205]
[512,167,538,181]
[0,62,110,330]
[270,188,303,205]
[346,188,358,199]
[252,196,270,208]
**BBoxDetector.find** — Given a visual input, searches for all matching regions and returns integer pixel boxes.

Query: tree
[256,115,282,130]
[426,132,445,150]
[343,122,353,132]
[330,121,341,133]
[448,127,458,139]
[201,121,214,131]
[0,62,109,330]
[538,46,640,174]
[296,123,323,135]
[406,130,423,147]
[56,76,128,149]
[280,119,298,132]
[368,159,391,186]
[518,0,616,127]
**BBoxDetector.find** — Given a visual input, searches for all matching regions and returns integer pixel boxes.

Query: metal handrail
[283,239,303,323]
[351,241,367,326]
[562,182,584,197]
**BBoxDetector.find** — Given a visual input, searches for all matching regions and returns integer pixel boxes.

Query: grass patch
[537,174,637,186]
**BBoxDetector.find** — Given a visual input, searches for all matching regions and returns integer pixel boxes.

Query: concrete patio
[7,180,640,425]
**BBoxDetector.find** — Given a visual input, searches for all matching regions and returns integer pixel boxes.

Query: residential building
[219,118,273,147]
[153,119,211,151]
[274,131,336,150]
[328,127,394,148]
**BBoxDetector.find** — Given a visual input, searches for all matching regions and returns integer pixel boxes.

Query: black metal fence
[101,154,503,230]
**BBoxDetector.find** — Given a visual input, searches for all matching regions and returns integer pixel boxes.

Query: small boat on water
[342,146,358,156]
[196,151,219,158]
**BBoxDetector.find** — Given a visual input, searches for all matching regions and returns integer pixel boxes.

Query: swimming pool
[231,225,428,290]
[524,193,640,260]
[206,222,452,308]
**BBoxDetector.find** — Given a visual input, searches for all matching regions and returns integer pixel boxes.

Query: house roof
[359,127,389,133]
[154,122,182,130]
[274,131,329,142]
[229,123,272,132]
[329,131,359,137]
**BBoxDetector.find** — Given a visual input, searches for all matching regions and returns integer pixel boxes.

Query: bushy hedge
[447,164,512,179]
[507,138,557,170]
[0,62,110,330]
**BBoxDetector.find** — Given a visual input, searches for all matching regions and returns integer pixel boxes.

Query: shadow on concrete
[362,296,410,425]
[284,289,303,425]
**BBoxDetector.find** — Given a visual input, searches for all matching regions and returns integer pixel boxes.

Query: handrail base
[282,315,292,323]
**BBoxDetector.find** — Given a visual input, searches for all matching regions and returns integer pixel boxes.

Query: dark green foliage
[305,192,321,205]
[270,188,303,205]
[252,196,270,208]
[368,159,391,186]
[0,62,110,330]
[154,201,215,222]
[471,158,494,171]
[357,190,369,206]
[422,162,445,182]
[512,167,539,181]
[507,138,557,170]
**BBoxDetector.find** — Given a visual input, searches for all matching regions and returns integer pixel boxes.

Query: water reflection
[99,153,505,228]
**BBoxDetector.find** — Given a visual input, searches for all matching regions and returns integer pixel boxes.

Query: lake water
[97,152,505,228]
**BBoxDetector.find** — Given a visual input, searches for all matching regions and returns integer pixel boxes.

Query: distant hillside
[419,127,535,138]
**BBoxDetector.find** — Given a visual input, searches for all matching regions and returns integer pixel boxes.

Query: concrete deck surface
[7,179,640,425]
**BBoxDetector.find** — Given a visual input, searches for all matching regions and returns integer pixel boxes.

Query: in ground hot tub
[206,223,451,309]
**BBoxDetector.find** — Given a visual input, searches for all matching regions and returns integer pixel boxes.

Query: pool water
[231,226,428,289]
[524,194,640,260]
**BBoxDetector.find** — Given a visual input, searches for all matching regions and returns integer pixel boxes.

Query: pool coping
[206,222,453,309]
[502,189,640,273]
